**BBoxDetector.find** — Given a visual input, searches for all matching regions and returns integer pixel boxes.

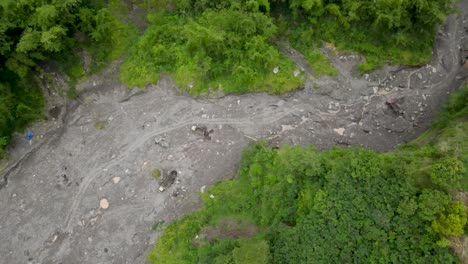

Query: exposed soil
[1,2,468,263]
[196,218,259,245]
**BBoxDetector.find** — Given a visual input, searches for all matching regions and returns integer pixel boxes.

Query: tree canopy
[0,0,131,157]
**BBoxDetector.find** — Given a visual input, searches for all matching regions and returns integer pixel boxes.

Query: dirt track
[1,2,468,263]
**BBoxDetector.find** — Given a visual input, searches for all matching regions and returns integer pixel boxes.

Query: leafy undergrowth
[277,15,435,75]
[120,10,303,94]
[148,85,468,263]
[318,21,435,74]
[123,0,455,93]
[279,22,338,77]
[277,0,454,73]
[53,0,138,87]
[0,74,45,158]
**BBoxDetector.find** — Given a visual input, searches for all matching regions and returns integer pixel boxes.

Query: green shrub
[94,121,107,130]
[289,0,453,72]
[431,158,465,190]
[432,202,468,236]
[120,10,303,94]
[433,83,468,129]
[232,239,270,264]
[152,168,161,180]
[0,73,44,158]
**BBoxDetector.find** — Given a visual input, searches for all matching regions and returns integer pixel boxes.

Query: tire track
[63,108,298,232]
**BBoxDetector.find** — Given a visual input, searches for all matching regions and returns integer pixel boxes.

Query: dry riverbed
[1,2,468,263]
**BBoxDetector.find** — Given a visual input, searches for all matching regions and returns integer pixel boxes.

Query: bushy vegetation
[148,85,468,263]
[0,0,134,158]
[152,168,161,180]
[123,0,455,92]
[0,71,44,158]
[53,0,137,85]
[120,9,303,94]
[276,0,455,72]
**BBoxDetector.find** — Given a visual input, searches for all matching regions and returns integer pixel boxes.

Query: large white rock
[100,198,109,209]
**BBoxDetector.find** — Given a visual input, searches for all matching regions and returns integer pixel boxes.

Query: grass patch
[304,50,338,76]
[152,168,161,181]
[433,84,468,129]
[94,121,107,130]
[321,18,435,73]
[278,20,337,77]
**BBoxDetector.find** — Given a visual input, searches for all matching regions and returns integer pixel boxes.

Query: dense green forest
[0,0,134,157]
[148,84,468,263]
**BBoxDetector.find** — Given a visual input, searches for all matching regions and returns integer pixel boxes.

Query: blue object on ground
[26,130,34,140]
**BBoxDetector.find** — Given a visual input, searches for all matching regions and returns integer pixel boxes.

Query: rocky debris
[386,98,404,116]
[100,198,109,209]
[158,170,178,192]
[191,125,214,140]
[333,128,345,136]
[79,209,103,227]
[273,66,279,74]
[56,174,71,188]
[171,187,186,198]
[154,137,169,148]
[461,37,468,64]
[112,177,121,184]
[45,230,63,246]
[334,138,351,146]
[271,100,285,107]
[281,125,295,132]
[360,87,375,96]
[327,101,341,113]
[381,116,412,133]
[314,84,334,96]
[0,176,6,189]
[48,106,61,120]
[360,120,373,133]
